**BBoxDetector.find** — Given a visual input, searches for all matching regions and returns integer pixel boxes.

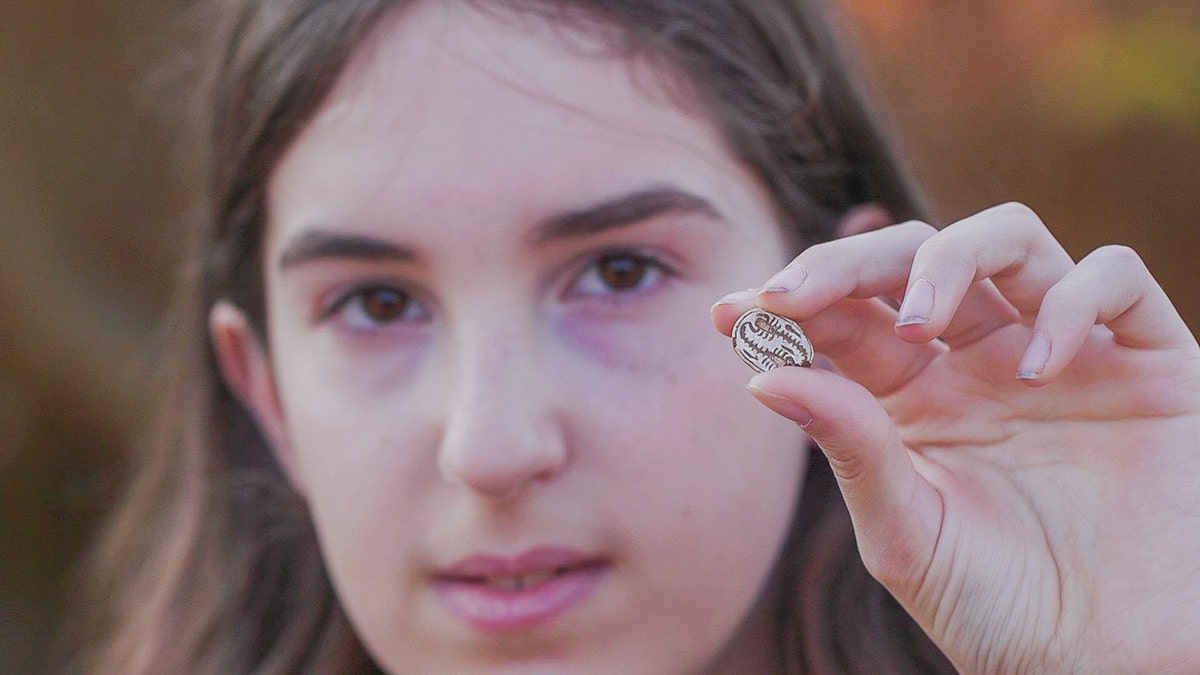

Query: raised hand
[712,202,1200,673]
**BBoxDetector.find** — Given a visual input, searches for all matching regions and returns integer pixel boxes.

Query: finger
[894,202,1075,344]
[1017,245,1197,383]
[746,366,943,588]
[790,297,946,396]
[754,220,1019,348]
[754,220,938,319]
[936,280,1022,348]
[711,289,758,333]
[713,289,945,396]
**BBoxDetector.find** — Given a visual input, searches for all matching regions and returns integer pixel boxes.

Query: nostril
[437,432,565,501]
[436,363,568,500]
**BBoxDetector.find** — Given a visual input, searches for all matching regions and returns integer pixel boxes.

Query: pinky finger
[1017,245,1193,383]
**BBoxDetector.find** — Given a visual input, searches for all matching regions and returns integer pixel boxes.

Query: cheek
[280,402,440,662]
[270,358,435,602]
[587,349,808,521]
[553,285,734,377]
[570,345,808,657]
[574,318,808,520]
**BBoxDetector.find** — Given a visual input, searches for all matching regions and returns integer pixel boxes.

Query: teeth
[484,569,560,590]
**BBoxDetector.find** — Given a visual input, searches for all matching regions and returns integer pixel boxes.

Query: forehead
[270,3,733,193]
[259,0,782,272]
[322,1,705,133]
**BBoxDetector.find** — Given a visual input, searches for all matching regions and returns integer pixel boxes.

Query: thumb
[747,367,942,590]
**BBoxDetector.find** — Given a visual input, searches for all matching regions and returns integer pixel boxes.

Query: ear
[810,203,897,374]
[835,203,895,238]
[209,301,306,496]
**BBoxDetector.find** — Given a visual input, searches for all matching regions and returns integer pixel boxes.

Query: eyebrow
[529,186,724,245]
[278,186,724,270]
[279,231,417,270]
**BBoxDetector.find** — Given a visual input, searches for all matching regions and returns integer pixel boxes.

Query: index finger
[712,291,945,397]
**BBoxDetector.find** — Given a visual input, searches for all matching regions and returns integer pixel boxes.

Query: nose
[437,322,567,503]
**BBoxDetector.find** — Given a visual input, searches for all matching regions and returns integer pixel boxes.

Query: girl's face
[235,2,810,672]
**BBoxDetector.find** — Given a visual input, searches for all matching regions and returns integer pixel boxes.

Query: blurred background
[1,0,1197,671]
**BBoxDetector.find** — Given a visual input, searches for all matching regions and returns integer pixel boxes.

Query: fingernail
[711,289,758,311]
[1016,333,1051,380]
[757,265,808,295]
[896,278,935,326]
[747,384,813,428]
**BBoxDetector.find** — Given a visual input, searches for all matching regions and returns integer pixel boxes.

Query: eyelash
[319,250,675,330]
[320,283,429,331]
[568,250,675,300]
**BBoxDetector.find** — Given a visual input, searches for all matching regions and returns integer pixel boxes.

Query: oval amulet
[732,308,815,372]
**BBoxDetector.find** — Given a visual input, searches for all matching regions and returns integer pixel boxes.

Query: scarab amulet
[732,308,815,372]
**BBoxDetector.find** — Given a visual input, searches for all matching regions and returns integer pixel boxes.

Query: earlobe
[209,301,306,496]
[835,203,895,239]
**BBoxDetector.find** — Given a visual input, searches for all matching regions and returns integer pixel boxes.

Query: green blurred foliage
[1043,16,1200,131]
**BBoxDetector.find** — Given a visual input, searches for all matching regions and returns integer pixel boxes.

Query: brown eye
[323,284,428,331]
[358,287,411,322]
[597,254,649,291]
[324,285,425,330]
[570,251,671,299]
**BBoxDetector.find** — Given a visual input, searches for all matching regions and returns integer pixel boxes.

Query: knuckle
[793,238,836,267]
[860,533,924,590]
[856,489,927,585]
[964,202,1049,244]
[934,203,1059,272]
[894,221,942,265]
[825,445,871,486]
[912,230,964,270]
[801,219,936,264]
[1039,277,1077,308]
[1090,244,1145,271]
[991,200,1043,225]
[893,219,939,240]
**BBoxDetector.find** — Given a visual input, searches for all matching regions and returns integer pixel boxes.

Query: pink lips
[433,547,607,632]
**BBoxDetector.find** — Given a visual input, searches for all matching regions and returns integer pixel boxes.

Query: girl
[80,0,1200,672]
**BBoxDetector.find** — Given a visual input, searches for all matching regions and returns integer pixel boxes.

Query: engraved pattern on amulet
[732,308,814,372]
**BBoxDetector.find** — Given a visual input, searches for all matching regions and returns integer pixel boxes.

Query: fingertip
[747,367,868,436]
[747,378,814,428]
[893,321,940,344]
[1015,332,1055,385]
[896,277,935,326]
[711,289,757,334]
[756,264,808,296]
[892,277,953,343]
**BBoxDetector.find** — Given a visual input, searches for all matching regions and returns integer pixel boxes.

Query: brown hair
[79,0,951,672]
